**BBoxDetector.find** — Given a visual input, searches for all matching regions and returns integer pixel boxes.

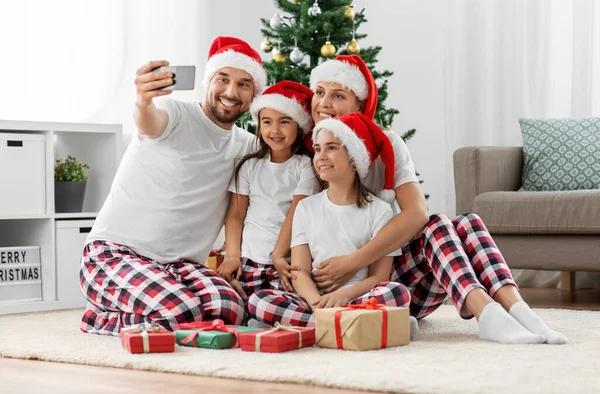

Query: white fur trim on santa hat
[250,94,313,135]
[309,60,368,101]
[313,118,370,178]
[202,50,267,95]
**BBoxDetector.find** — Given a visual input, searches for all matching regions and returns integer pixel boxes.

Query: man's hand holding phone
[134,60,174,108]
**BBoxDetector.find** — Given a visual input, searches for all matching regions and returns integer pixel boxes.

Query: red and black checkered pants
[392,213,516,319]
[79,240,245,336]
[239,257,283,297]
[247,281,411,327]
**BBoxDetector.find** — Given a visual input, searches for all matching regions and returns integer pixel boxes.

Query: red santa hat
[250,81,314,134]
[309,54,378,120]
[202,36,267,95]
[312,112,396,203]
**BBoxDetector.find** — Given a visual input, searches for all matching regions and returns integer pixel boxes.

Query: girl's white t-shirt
[229,154,320,265]
[291,190,394,293]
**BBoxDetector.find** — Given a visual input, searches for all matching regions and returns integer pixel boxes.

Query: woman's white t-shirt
[361,129,419,215]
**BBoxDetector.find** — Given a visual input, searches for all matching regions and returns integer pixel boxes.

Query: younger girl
[217,81,320,300]
[247,112,413,328]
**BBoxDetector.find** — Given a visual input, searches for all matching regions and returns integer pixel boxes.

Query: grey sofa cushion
[473,190,600,234]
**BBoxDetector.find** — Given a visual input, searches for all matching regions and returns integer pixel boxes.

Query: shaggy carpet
[0,305,598,394]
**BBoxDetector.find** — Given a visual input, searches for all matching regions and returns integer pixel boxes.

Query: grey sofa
[453,146,600,290]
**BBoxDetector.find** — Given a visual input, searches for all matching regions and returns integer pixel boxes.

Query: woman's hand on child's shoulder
[311,292,351,310]
[273,257,300,292]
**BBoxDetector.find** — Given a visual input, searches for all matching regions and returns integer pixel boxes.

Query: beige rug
[0,306,598,394]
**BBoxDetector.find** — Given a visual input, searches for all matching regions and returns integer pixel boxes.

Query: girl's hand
[311,291,351,309]
[312,255,358,293]
[217,256,243,282]
[273,257,301,292]
[216,257,247,300]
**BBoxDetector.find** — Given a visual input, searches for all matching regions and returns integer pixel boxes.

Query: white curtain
[445,0,600,289]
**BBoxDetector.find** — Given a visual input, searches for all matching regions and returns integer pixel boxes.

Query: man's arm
[133,60,174,139]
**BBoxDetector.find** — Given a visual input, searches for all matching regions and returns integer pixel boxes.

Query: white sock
[409,316,419,341]
[478,302,545,344]
[509,301,568,345]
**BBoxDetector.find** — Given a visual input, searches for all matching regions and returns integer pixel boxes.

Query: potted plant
[54,155,89,213]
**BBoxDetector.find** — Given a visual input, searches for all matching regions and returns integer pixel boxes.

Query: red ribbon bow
[334,297,388,350]
[178,319,240,348]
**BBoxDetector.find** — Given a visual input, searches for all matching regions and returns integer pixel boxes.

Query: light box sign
[0,246,41,285]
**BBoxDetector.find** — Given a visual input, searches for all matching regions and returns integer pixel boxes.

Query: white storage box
[0,246,42,303]
[0,133,46,215]
[56,219,94,304]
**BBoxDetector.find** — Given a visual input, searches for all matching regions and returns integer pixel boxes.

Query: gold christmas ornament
[291,0,299,3]
[385,125,392,130]
[344,5,355,19]
[261,38,273,53]
[346,38,360,54]
[321,41,336,58]
[273,51,286,64]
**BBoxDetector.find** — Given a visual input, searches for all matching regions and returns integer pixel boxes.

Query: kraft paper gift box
[315,298,410,351]
[175,320,263,349]
[205,255,224,271]
[238,324,315,353]
[120,323,176,354]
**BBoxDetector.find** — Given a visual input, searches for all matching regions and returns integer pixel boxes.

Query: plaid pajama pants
[247,281,411,327]
[79,240,245,336]
[239,257,282,297]
[392,213,516,320]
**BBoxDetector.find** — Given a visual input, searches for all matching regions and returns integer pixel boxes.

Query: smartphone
[152,65,196,91]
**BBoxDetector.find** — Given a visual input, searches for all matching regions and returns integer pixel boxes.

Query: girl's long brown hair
[353,171,372,209]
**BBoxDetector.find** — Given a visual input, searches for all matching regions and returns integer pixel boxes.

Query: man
[79,36,267,336]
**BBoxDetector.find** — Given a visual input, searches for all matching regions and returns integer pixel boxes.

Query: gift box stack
[120,298,409,354]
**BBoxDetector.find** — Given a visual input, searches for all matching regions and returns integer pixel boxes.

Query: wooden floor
[1,287,599,394]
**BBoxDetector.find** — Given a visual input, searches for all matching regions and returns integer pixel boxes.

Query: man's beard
[207,95,245,124]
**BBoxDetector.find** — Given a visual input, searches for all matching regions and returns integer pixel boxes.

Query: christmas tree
[238,0,426,195]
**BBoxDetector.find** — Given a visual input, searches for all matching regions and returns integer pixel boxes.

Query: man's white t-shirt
[361,129,419,215]
[87,98,256,264]
[228,154,320,265]
[291,191,394,293]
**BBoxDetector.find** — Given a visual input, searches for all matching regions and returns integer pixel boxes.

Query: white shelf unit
[0,120,123,315]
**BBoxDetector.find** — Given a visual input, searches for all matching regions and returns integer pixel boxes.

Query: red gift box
[238,323,315,353]
[120,323,175,354]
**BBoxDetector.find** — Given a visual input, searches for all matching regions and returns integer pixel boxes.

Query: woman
[277,54,566,345]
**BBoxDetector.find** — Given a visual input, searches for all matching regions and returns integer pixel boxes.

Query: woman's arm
[217,193,249,286]
[272,194,308,291]
[313,182,429,292]
[353,182,429,267]
[313,256,392,309]
[290,244,321,307]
